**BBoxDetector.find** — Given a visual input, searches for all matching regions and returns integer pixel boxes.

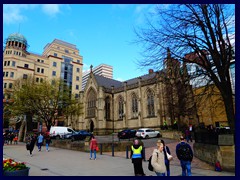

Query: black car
[71,130,92,141]
[117,129,136,140]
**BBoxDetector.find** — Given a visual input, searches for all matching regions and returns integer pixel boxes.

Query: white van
[50,126,76,139]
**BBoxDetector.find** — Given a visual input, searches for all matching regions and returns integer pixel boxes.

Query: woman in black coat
[26,135,37,157]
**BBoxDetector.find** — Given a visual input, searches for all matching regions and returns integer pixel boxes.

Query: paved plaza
[3,140,235,176]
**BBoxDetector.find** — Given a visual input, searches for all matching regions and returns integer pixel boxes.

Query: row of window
[3,71,14,78]
[86,89,155,119]
[4,61,16,67]
[5,50,22,56]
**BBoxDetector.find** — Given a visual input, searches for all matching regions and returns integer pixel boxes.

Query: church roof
[94,71,161,89]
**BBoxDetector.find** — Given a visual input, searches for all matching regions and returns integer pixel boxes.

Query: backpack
[148,152,158,171]
[177,143,193,161]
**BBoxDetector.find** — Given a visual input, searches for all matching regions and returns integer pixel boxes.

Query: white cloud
[41,4,61,17]
[3,4,36,24]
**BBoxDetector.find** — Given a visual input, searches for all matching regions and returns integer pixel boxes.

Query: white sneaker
[30,154,33,157]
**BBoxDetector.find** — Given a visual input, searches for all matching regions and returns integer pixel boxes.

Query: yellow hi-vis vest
[131,145,142,158]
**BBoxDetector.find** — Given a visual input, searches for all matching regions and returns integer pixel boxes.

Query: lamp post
[111,85,114,156]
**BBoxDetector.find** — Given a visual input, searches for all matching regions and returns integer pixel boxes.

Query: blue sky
[3,4,160,81]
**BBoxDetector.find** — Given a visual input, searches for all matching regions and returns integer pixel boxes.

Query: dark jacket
[176,142,193,161]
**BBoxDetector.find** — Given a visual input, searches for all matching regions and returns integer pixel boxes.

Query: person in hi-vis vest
[130,139,146,176]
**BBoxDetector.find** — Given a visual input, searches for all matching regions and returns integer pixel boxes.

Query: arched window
[147,90,155,116]
[132,93,138,118]
[118,96,124,119]
[105,96,111,120]
[87,89,96,117]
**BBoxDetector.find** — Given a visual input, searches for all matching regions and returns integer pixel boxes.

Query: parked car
[50,126,76,139]
[118,129,136,140]
[135,128,161,139]
[71,130,92,141]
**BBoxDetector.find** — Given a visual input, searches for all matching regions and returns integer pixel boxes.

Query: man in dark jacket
[130,139,145,176]
[176,135,193,176]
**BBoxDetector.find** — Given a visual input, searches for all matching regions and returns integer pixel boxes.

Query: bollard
[143,146,146,161]
[100,144,102,155]
[112,143,114,156]
[126,146,129,159]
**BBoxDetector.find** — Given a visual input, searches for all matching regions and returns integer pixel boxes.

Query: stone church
[76,49,198,135]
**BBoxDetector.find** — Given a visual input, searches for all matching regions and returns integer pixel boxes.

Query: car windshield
[137,130,144,132]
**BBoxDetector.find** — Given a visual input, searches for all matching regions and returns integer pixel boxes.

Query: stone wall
[193,134,235,172]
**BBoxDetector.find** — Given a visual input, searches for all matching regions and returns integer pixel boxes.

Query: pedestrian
[130,139,145,176]
[45,135,52,152]
[26,134,37,157]
[185,128,191,143]
[176,135,193,176]
[13,134,18,145]
[89,135,98,160]
[37,133,44,151]
[161,139,171,176]
[151,140,166,176]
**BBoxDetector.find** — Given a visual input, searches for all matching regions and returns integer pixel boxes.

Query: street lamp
[111,85,114,156]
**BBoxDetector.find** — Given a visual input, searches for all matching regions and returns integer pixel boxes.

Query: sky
[3,4,159,82]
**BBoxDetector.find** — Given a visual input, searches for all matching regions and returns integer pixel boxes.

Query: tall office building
[82,64,113,90]
[3,33,83,101]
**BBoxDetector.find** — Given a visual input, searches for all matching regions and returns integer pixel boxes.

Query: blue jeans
[180,160,192,176]
[155,172,164,176]
[162,160,170,176]
[90,149,96,159]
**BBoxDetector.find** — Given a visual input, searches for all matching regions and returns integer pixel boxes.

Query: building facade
[82,64,113,90]
[77,49,198,134]
[3,33,83,101]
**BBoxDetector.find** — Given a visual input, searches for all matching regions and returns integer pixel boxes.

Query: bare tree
[134,4,235,131]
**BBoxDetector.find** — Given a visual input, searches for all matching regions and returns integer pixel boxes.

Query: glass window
[24,64,29,68]
[132,93,138,118]
[23,74,28,79]
[7,61,10,66]
[76,76,79,81]
[53,62,57,67]
[5,72,8,77]
[37,68,40,72]
[105,96,111,120]
[76,85,79,90]
[54,53,57,57]
[9,83,13,89]
[65,49,69,53]
[4,61,7,66]
[77,60,80,63]
[118,96,124,119]
[41,69,44,73]
[52,71,56,76]
[4,83,7,88]
[76,68,80,72]
[10,72,14,78]
[147,90,155,116]
[87,89,96,117]
[36,78,39,82]
[12,61,16,67]
[3,72,5,77]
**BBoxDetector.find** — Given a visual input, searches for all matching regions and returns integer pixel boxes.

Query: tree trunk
[18,120,26,142]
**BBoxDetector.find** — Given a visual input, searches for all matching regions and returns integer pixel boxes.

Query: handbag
[165,147,173,161]
[96,146,99,151]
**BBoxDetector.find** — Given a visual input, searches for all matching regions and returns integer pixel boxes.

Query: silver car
[135,128,161,139]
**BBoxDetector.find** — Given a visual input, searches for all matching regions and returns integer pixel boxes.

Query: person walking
[151,140,166,176]
[130,139,145,176]
[161,139,171,176]
[26,134,37,157]
[89,136,98,160]
[176,135,193,176]
[37,133,44,151]
[45,135,52,152]
[13,134,18,145]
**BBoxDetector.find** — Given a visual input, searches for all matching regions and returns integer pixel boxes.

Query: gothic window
[147,90,155,116]
[132,93,138,118]
[87,89,96,118]
[118,96,124,119]
[105,96,111,120]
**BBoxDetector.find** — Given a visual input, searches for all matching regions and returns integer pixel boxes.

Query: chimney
[149,69,154,74]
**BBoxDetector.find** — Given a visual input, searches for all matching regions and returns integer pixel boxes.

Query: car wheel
[157,133,160,138]
[145,135,149,139]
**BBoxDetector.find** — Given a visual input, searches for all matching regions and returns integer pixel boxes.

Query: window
[4,61,7,66]
[23,74,28,79]
[52,71,56,76]
[76,85,79,90]
[10,72,14,78]
[65,49,69,53]
[77,60,80,63]
[12,61,16,67]
[53,62,57,67]
[76,76,79,81]
[75,94,79,99]
[37,68,40,73]
[3,72,5,77]
[118,96,124,119]
[5,72,8,77]
[105,96,111,120]
[37,59,40,62]
[132,93,138,118]
[9,83,13,89]
[7,61,10,66]
[87,89,96,117]
[41,60,44,63]
[41,69,44,73]
[40,78,43,83]
[76,68,80,73]
[54,53,58,57]
[4,83,7,88]
[24,64,29,68]
[147,90,155,116]
[36,78,39,82]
